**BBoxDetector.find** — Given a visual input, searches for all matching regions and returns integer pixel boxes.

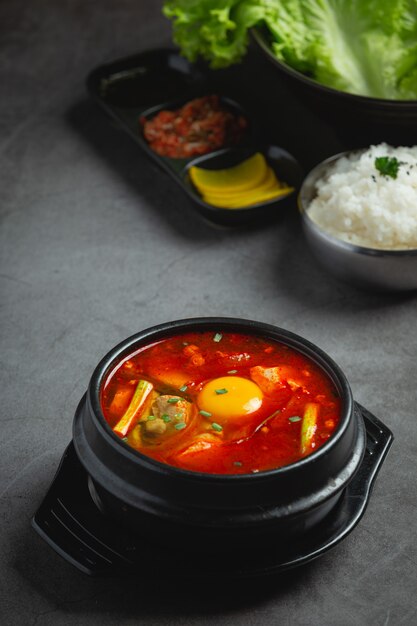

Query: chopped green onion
[199,410,212,418]
[179,385,188,392]
[147,415,156,421]
[167,397,180,404]
[233,461,242,467]
[175,422,187,430]
[174,412,183,420]
[113,379,154,437]
[227,370,238,374]
[213,333,223,343]
[215,388,228,395]
[122,437,128,442]
[162,414,171,423]
[289,416,302,423]
[212,422,223,432]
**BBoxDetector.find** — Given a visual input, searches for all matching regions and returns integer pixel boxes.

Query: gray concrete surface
[1,1,416,625]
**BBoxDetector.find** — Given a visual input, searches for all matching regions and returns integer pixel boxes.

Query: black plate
[87,48,303,226]
[32,403,392,578]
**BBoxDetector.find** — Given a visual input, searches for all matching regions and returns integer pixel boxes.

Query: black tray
[32,403,393,578]
[87,48,303,226]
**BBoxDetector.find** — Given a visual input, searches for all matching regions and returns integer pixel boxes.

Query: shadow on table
[67,100,217,240]
[272,209,417,312]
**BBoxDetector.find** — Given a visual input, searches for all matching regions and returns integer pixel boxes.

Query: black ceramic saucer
[32,403,392,578]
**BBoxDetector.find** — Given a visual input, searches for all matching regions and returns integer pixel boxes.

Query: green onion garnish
[162,414,171,423]
[167,398,180,404]
[175,422,187,430]
[227,370,238,374]
[215,388,228,395]
[147,415,156,421]
[212,422,223,432]
[213,333,223,343]
[289,416,302,423]
[174,412,183,420]
[233,461,242,467]
[179,385,188,392]
[122,437,128,442]
[199,410,212,418]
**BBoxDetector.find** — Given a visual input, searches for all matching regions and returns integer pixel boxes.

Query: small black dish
[87,48,302,226]
[32,404,392,578]
[252,28,417,146]
[183,144,300,226]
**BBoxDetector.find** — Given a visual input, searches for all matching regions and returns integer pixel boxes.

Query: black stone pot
[73,318,366,559]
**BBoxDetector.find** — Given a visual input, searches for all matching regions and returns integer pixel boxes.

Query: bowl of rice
[298,144,417,292]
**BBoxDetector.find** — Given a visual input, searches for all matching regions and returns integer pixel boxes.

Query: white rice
[307,143,417,250]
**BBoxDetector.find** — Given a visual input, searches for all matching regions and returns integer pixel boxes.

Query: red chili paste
[140,95,247,158]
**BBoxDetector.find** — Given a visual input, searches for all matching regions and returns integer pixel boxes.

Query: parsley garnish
[375,156,400,179]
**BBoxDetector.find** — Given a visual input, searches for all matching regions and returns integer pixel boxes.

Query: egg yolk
[197,376,263,422]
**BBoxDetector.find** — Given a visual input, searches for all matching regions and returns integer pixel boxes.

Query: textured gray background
[1,1,416,625]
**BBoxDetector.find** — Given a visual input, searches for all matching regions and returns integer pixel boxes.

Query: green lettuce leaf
[163,0,266,68]
[163,0,417,99]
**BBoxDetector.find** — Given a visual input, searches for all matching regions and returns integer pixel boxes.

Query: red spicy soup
[101,332,341,474]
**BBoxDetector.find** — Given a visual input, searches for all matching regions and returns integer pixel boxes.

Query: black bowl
[72,317,366,560]
[252,28,417,145]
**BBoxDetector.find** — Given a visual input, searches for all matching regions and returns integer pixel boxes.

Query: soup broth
[101,332,341,474]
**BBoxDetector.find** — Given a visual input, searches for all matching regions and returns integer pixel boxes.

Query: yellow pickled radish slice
[203,186,293,208]
[204,167,278,200]
[189,153,267,193]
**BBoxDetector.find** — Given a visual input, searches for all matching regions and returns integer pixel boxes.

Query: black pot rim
[86,316,353,482]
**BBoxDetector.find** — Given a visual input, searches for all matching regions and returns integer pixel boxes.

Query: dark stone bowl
[72,317,366,559]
